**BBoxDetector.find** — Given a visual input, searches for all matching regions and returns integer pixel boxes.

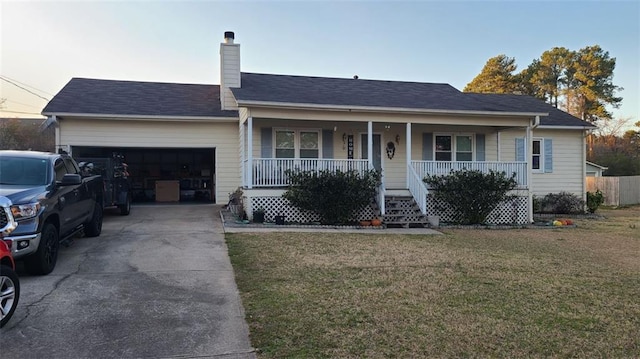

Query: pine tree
[463,55,519,93]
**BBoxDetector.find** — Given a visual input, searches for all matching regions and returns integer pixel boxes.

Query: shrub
[586,190,605,213]
[424,170,518,225]
[283,169,381,224]
[536,192,585,214]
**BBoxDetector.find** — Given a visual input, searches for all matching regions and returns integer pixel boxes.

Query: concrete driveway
[1,204,255,359]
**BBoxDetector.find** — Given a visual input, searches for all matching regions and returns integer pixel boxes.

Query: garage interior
[72,147,215,203]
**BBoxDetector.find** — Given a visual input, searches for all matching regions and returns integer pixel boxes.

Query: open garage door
[72,146,215,204]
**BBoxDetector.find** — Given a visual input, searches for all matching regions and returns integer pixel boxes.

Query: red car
[1,196,20,328]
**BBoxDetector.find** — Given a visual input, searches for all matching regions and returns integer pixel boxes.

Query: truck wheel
[84,203,103,237]
[0,264,20,328]
[24,223,59,275]
[119,194,131,215]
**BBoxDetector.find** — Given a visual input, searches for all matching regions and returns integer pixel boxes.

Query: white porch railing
[408,164,429,215]
[249,158,370,187]
[411,161,528,188]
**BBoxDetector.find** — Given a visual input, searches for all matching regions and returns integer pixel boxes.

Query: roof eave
[41,112,239,122]
[235,100,548,118]
[536,125,596,130]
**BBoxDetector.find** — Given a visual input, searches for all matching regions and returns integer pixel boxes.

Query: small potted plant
[252,208,265,224]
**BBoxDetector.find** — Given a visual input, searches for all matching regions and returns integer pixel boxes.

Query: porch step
[382,195,429,229]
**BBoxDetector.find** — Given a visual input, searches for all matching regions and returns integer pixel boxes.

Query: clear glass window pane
[300,149,319,158]
[435,136,452,151]
[533,140,541,155]
[300,132,318,149]
[532,155,541,169]
[456,136,472,152]
[456,152,473,161]
[276,131,295,149]
[435,152,452,161]
[276,149,295,158]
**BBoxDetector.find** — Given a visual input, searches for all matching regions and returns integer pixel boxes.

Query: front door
[360,134,382,171]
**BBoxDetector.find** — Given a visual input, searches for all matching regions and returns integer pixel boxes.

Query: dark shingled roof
[42,78,238,118]
[463,93,594,127]
[233,73,593,127]
[232,73,515,112]
[43,75,593,128]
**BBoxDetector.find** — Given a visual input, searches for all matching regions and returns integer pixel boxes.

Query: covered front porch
[238,108,540,224]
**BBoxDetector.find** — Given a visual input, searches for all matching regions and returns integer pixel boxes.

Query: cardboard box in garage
[155,180,179,202]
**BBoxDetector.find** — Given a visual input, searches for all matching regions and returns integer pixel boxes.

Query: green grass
[227,206,640,358]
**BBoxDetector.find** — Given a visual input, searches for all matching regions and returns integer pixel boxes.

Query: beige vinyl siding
[501,128,585,198]
[59,117,240,204]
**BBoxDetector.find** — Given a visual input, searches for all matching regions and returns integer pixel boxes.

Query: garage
[72,146,216,204]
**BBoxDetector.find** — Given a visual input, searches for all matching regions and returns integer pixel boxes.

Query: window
[435,135,452,161]
[54,158,69,182]
[515,137,552,173]
[275,129,320,159]
[456,135,473,161]
[300,131,319,158]
[532,138,542,171]
[435,134,474,161]
[275,130,295,158]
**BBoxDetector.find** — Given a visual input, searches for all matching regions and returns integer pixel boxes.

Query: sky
[1,0,638,131]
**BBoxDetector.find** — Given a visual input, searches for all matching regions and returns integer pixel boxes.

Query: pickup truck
[0,150,104,275]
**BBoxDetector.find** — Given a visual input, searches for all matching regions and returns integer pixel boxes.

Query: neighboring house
[42,32,595,225]
[586,161,608,177]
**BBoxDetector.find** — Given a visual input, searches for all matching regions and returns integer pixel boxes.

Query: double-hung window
[532,138,542,172]
[275,129,320,159]
[435,134,473,161]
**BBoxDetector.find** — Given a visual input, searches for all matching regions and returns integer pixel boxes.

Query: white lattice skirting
[425,193,529,225]
[249,196,376,223]
[247,192,529,225]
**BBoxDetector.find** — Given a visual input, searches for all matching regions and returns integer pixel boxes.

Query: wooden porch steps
[382,195,429,228]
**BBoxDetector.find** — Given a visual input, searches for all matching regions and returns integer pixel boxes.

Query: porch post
[406,122,412,187]
[367,121,373,169]
[496,131,501,161]
[247,116,253,189]
[526,124,533,223]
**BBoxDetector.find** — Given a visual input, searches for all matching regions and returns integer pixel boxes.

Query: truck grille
[0,209,8,231]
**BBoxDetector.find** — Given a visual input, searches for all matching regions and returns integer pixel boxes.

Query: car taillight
[1,240,10,250]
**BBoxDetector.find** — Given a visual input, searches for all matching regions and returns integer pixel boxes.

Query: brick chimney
[220,31,240,110]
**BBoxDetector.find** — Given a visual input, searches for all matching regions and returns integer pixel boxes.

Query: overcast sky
[1,1,638,129]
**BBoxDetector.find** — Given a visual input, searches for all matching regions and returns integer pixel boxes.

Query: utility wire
[0,75,54,97]
[0,76,51,102]
[5,99,42,110]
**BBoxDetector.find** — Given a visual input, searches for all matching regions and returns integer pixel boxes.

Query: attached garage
[41,78,240,205]
[73,146,215,203]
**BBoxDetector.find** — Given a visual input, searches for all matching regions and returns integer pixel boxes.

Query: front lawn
[226,206,640,358]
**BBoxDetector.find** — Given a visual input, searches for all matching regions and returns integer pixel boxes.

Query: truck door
[53,158,85,230]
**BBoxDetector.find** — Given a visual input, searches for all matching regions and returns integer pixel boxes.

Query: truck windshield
[0,157,48,186]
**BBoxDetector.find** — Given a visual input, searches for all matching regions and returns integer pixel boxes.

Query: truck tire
[84,203,103,237]
[0,264,20,327]
[24,223,59,275]
[119,194,131,216]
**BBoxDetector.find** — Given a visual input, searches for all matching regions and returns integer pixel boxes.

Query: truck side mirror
[60,174,82,186]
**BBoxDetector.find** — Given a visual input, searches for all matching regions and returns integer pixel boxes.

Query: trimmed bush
[586,190,605,213]
[536,192,585,214]
[283,169,381,224]
[424,170,518,225]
